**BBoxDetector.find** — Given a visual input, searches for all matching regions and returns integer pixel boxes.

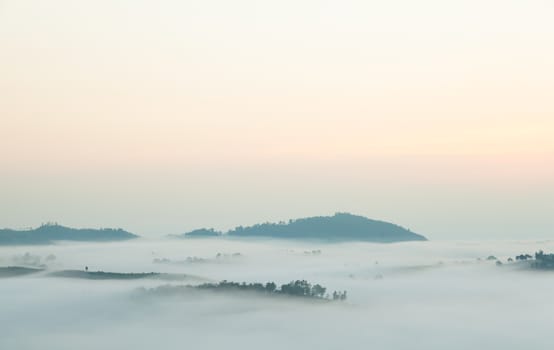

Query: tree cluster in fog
[196,279,346,301]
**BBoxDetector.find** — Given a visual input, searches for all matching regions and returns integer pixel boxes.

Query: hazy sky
[1,0,553,238]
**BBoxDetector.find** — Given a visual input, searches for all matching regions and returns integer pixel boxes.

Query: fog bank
[1,239,554,349]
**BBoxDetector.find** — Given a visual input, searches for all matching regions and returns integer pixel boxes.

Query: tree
[265,282,276,292]
[516,254,532,261]
[312,284,326,298]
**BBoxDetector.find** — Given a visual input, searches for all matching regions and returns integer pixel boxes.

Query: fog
[2,238,554,349]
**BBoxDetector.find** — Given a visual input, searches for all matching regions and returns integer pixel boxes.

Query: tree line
[196,279,347,300]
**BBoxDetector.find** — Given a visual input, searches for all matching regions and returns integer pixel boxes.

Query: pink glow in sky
[1,0,553,238]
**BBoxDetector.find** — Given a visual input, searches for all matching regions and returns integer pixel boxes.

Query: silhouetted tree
[341,291,347,301]
[265,282,276,292]
[515,254,532,261]
[312,284,326,298]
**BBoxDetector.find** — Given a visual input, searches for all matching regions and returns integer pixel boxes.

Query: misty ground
[1,238,553,350]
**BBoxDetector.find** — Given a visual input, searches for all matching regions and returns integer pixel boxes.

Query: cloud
[1,238,554,349]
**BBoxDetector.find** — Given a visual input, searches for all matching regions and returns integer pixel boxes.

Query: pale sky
[1,0,553,239]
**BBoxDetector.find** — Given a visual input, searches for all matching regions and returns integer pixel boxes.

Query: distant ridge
[178,213,427,242]
[178,228,221,238]
[0,224,138,245]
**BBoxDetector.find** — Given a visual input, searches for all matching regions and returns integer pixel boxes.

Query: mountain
[181,228,222,238]
[180,213,426,242]
[0,224,139,245]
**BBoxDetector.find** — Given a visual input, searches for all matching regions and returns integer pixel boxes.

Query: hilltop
[177,228,221,238]
[178,213,426,242]
[0,224,138,245]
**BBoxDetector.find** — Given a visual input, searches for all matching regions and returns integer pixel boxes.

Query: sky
[1,0,553,239]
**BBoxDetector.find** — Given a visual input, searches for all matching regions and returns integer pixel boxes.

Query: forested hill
[181,213,426,242]
[0,224,138,245]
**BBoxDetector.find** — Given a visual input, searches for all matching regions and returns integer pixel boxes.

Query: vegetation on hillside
[178,213,426,242]
[0,223,138,245]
